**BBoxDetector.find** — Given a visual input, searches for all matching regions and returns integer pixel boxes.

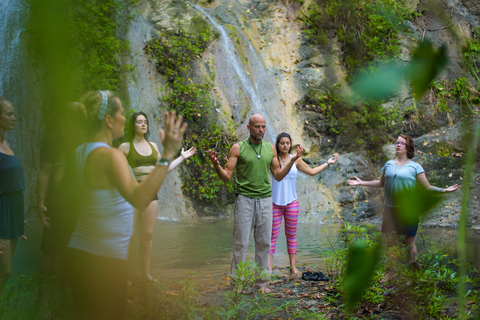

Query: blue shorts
[382,206,419,237]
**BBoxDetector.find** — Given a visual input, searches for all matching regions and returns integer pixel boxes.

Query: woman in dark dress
[0,98,25,292]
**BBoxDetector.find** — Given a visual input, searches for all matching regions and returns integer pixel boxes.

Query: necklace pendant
[257,154,261,159]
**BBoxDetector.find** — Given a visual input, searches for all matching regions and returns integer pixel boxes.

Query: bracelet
[157,158,171,166]
[325,162,330,167]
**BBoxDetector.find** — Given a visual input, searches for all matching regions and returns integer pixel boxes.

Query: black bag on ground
[301,271,329,281]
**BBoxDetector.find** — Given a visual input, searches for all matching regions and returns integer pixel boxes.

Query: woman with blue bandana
[65,90,187,320]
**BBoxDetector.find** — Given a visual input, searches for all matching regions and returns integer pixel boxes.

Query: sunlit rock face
[124,0,479,223]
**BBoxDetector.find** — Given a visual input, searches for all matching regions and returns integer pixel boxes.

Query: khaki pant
[231,195,272,284]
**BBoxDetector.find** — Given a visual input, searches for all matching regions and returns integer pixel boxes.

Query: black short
[65,248,127,320]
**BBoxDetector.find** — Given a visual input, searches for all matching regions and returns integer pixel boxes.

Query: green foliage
[436,141,453,158]
[323,224,480,318]
[145,18,235,204]
[182,124,235,202]
[144,19,217,82]
[464,27,480,82]
[432,77,476,114]
[69,0,136,92]
[409,41,449,99]
[394,186,442,225]
[343,239,383,311]
[301,0,406,71]
[0,273,73,319]
[299,84,402,155]
[352,40,449,101]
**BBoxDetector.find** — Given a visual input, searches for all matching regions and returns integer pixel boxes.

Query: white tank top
[68,143,134,260]
[271,155,298,206]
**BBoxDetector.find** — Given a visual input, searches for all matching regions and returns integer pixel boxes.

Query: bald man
[208,114,303,292]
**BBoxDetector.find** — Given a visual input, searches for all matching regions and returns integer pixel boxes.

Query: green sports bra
[126,141,158,169]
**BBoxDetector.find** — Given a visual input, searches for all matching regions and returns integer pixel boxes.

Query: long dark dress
[0,152,25,239]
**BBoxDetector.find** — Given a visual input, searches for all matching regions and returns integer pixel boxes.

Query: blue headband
[98,90,108,120]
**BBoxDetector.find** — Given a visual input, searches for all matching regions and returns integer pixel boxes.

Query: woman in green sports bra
[119,111,196,282]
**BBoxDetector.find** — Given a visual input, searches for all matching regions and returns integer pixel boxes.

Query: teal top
[382,159,425,207]
[235,139,274,198]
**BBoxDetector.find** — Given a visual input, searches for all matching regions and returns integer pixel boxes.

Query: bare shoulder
[118,142,130,156]
[270,143,277,156]
[86,146,113,167]
[230,143,240,156]
[150,141,160,151]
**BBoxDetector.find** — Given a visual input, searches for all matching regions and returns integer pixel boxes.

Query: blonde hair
[78,90,120,132]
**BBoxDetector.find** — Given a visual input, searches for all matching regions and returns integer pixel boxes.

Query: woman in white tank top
[270,132,339,275]
[66,90,187,320]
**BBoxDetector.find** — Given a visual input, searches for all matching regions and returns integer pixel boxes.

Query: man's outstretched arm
[208,143,240,182]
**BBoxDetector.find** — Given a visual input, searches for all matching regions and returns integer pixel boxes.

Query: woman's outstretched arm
[416,172,459,192]
[347,172,385,188]
[296,153,339,176]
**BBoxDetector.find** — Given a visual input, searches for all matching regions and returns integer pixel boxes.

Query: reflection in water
[14,219,479,291]
[141,220,475,290]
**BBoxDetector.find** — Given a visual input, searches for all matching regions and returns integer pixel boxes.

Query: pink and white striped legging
[270,200,299,255]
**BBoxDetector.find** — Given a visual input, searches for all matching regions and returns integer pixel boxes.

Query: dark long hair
[276,132,292,168]
[126,111,150,142]
[399,134,415,159]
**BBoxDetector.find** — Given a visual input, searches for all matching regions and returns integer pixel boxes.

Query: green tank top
[235,139,274,198]
[126,141,158,169]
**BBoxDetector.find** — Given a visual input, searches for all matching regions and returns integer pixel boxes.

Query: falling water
[0,0,43,216]
[0,0,29,150]
[187,1,278,142]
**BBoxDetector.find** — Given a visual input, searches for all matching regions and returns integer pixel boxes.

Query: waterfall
[1,0,43,217]
[187,1,278,142]
[0,0,29,150]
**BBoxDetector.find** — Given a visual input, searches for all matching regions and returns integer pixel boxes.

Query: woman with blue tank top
[270,133,339,275]
[65,90,187,320]
[118,112,195,282]
[0,98,26,292]
[347,134,459,262]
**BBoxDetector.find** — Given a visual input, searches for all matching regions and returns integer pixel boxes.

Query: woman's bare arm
[347,172,385,188]
[296,153,339,176]
[416,172,459,192]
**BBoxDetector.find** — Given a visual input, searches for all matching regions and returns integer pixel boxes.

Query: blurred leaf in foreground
[409,40,449,99]
[343,240,382,312]
[351,40,448,100]
[351,63,405,100]
[393,187,442,226]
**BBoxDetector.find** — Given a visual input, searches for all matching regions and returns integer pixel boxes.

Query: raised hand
[328,153,339,165]
[161,111,188,160]
[208,150,221,166]
[292,145,304,162]
[347,176,363,186]
[181,147,196,160]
